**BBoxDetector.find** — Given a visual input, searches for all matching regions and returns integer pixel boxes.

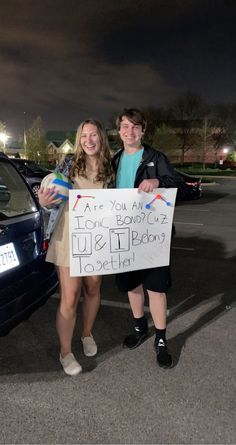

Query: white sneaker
[59,353,82,376]
[81,335,97,357]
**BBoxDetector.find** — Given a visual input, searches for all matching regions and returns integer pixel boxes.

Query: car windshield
[0,162,37,221]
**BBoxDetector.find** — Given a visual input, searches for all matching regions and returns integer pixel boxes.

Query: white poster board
[69,188,177,276]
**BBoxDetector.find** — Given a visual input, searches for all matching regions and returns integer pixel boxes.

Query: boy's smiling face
[119,117,143,149]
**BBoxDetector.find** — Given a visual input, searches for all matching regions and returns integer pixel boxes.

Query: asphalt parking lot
[0,178,235,444]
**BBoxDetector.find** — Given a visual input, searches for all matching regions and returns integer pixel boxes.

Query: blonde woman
[38,119,114,376]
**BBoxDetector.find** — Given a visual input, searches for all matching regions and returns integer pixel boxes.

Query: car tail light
[42,239,49,253]
[186,181,199,186]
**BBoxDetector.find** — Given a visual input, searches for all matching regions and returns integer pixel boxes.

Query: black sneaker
[155,339,173,368]
[123,325,149,349]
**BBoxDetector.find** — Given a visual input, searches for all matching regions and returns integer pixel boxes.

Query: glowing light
[0,132,10,150]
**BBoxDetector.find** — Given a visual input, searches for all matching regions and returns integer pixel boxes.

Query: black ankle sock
[134,316,147,332]
[155,328,166,345]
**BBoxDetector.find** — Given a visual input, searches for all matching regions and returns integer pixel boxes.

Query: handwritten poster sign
[69,188,177,277]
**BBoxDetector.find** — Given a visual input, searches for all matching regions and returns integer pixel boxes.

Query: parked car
[0,153,58,336]
[11,159,51,196]
[175,170,202,202]
[220,160,236,170]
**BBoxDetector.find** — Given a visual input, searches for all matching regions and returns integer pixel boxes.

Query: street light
[23,111,27,158]
[0,132,10,153]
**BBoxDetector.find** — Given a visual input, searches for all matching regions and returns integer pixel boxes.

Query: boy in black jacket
[113,108,183,368]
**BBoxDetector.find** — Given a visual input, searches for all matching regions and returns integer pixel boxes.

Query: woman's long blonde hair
[70,119,114,184]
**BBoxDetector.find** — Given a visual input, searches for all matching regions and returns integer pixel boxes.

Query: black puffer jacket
[112,144,184,189]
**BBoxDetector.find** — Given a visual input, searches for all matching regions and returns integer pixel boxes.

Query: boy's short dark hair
[116,108,147,132]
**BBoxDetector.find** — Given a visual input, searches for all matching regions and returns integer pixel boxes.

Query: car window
[26,161,48,174]
[13,160,48,175]
[0,162,37,220]
[15,163,27,175]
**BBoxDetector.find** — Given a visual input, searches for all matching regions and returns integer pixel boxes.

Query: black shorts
[116,266,171,293]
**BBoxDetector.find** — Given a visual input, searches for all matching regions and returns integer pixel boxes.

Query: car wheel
[31,183,41,197]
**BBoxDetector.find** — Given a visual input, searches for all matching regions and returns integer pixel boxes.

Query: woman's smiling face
[80,123,101,157]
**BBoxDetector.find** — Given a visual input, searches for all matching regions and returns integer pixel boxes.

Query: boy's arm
[155,153,185,188]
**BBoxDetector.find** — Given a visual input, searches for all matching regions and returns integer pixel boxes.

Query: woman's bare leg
[56,266,82,357]
[82,275,102,337]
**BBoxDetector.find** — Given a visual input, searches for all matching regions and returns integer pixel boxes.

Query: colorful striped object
[40,172,72,204]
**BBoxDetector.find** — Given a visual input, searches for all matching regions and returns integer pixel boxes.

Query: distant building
[47,139,74,164]
[4,131,76,164]
[46,131,76,164]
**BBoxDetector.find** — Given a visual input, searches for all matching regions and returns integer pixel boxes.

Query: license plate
[0,242,20,273]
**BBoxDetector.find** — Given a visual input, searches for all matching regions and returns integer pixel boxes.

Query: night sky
[1,0,236,138]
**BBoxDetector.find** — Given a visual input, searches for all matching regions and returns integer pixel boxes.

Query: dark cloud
[0,0,236,138]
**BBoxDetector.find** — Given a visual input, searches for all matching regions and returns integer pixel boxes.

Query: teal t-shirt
[116,148,144,188]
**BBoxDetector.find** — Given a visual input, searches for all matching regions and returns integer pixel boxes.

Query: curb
[201,182,218,186]
[201,175,236,179]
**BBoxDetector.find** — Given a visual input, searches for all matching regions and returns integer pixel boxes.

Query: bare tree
[141,106,170,145]
[152,124,180,160]
[197,117,216,169]
[170,92,207,164]
[211,103,236,153]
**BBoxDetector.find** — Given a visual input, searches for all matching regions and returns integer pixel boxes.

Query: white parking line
[51,293,151,313]
[51,294,200,319]
[168,294,196,312]
[175,221,204,226]
[175,208,209,212]
[172,246,195,251]
[52,293,229,328]
[54,290,225,322]
[99,298,150,313]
